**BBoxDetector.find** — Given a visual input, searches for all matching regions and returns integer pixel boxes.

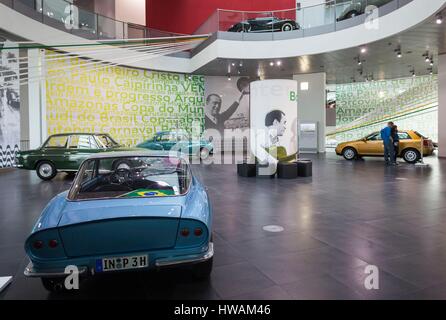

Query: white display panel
[250,80,298,173]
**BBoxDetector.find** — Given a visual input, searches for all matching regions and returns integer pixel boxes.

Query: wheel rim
[200,149,209,159]
[39,163,53,178]
[344,149,355,159]
[283,24,292,31]
[405,151,417,162]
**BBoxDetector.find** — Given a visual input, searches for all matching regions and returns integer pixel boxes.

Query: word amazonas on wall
[46,52,205,146]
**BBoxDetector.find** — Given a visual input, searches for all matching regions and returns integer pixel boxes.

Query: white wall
[438,54,446,158]
[115,0,146,25]
[293,72,326,153]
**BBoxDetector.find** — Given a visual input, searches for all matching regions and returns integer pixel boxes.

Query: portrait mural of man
[204,76,252,139]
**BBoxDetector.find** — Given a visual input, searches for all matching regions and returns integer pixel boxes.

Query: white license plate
[96,255,148,273]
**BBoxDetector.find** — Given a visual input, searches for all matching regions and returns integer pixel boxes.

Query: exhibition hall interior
[1,0,446,301]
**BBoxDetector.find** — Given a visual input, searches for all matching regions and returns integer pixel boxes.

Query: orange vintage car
[335,130,435,163]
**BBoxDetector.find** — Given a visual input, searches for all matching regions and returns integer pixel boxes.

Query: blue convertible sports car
[24,151,213,292]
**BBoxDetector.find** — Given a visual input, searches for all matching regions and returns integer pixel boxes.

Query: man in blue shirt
[380,122,395,165]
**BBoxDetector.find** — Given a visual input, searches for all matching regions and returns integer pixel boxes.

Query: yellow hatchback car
[335,130,435,163]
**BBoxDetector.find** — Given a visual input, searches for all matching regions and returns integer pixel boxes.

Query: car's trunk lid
[57,199,183,257]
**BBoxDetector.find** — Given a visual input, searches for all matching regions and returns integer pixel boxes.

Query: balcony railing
[194,0,413,38]
[0,0,185,39]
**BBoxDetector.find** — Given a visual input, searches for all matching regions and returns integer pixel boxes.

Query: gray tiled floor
[1,153,446,299]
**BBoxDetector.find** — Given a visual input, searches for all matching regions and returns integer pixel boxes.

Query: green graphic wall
[330,75,438,143]
[46,52,205,146]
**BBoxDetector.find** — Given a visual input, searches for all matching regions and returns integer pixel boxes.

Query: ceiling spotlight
[269,61,274,66]
[411,70,416,77]
[397,52,402,58]
[430,59,434,66]
[425,56,431,63]
[227,75,232,81]
[231,62,235,67]
[436,15,443,24]
[360,47,367,54]
[428,68,433,75]
[239,62,243,67]
[276,60,282,66]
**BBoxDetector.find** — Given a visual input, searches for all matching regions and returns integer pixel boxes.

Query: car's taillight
[33,240,43,249]
[48,239,59,248]
[194,228,203,236]
[180,228,190,237]
[423,140,430,146]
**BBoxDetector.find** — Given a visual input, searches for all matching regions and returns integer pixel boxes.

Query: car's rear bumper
[24,242,214,278]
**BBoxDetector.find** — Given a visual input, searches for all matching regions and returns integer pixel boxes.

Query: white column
[293,72,326,153]
[438,54,446,158]
[23,49,46,149]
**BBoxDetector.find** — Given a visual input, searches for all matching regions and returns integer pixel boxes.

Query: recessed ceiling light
[231,62,235,66]
[436,15,443,24]
[360,47,367,54]
[269,61,274,66]
[276,61,282,66]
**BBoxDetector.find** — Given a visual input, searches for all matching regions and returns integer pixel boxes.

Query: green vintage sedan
[15,133,132,181]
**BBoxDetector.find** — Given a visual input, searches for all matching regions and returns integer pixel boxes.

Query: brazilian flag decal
[120,189,175,198]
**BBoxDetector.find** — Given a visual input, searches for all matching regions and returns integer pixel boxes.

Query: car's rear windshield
[96,134,119,148]
[414,131,427,139]
[68,156,191,201]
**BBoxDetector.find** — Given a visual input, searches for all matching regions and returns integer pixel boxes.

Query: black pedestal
[277,162,298,179]
[237,163,257,177]
[297,160,312,177]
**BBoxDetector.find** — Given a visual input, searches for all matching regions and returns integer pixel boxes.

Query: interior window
[159,133,175,142]
[397,132,411,140]
[177,134,189,141]
[69,135,94,149]
[96,135,119,148]
[89,136,99,149]
[368,133,382,141]
[68,135,79,149]
[44,136,68,148]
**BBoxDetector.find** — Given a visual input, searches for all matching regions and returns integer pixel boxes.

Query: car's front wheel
[342,147,358,161]
[199,147,211,160]
[402,148,421,164]
[281,23,293,32]
[192,257,213,280]
[36,161,57,181]
[41,277,67,293]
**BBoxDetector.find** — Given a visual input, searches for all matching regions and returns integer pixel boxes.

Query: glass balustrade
[1,0,412,40]
[2,0,184,40]
[194,0,410,37]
